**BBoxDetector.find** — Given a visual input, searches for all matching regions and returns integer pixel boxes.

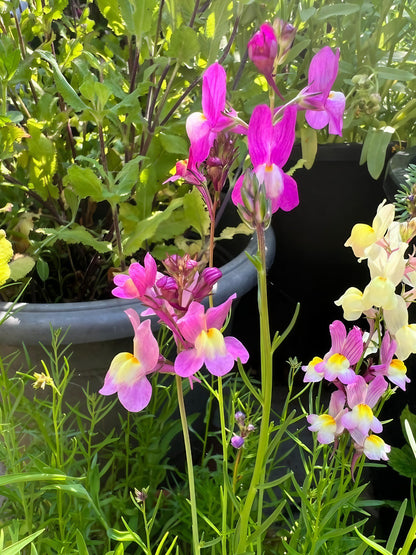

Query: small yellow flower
[33,372,54,390]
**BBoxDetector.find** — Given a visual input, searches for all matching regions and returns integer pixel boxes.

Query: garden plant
[1,0,416,554]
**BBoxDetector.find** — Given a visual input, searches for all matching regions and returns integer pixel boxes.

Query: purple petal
[224,336,250,364]
[117,377,153,412]
[343,326,364,364]
[231,174,244,207]
[270,105,297,167]
[278,173,299,212]
[328,320,347,355]
[308,46,339,97]
[206,294,236,330]
[248,104,273,168]
[176,302,206,344]
[329,389,346,416]
[186,113,213,164]
[134,318,160,373]
[174,348,204,377]
[202,63,227,125]
[305,108,330,131]
[326,91,346,136]
[99,373,117,396]
[346,375,367,408]
[366,375,388,408]
[205,351,235,376]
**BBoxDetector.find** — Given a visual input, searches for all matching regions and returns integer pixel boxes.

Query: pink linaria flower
[186,63,234,165]
[300,46,346,136]
[369,332,410,391]
[307,389,348,444]
[312,320,363,385]
[99,309,167,412]
[350,433,391,479]
[174,294,249,377]
[232,104,298,214]
[341,375,388,443]
[112,252,159,300]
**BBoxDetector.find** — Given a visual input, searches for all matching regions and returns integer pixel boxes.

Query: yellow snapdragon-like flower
[0,230,13,286]
[345,202,395,258]
[335,287,364,321]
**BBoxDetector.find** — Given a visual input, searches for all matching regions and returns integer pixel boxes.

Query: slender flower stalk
[235,223,273,553]
[176,375,200,555]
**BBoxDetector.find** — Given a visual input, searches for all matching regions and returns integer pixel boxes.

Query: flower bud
[191,266,222,301]
[235,411,246,424]
[231,435,245,449]
[273,18,296,65]
[237,171,272,230]
[248,23,277,77]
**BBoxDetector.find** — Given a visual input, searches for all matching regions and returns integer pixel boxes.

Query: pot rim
[0,227,275,345]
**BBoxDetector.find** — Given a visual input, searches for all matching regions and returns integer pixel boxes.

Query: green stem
[235,225,273,553]
[401,513,416,554]
[217,376,229,555]
[176,375,200,554]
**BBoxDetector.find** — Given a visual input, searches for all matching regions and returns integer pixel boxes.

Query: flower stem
[176,375,200,554]
[235,225,273,553]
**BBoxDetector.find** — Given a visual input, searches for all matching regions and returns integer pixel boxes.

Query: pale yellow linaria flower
[334,287,364,320]
[0,230,13,286]
[345,202,395,258]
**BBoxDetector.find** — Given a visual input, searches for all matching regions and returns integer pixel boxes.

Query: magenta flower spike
[232,104,298,214]
[186,63,232,164]
[314,320,363,384]
[302,46,346,136]
[99,309,162,412]
[174,294,249,377]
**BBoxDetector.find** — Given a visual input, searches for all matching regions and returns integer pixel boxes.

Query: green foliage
[0,0,247,303]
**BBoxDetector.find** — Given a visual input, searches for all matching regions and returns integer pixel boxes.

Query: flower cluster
[166,19,345,227]
[304,201,415,474]
[101,19,349,417]
[100,254,249,411]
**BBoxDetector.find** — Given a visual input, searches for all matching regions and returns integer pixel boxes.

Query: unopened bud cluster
[231,410,256,449]
[237,171,272,230]
[350,74,381,118]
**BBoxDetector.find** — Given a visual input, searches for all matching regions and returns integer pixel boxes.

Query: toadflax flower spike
[99,309,165,412]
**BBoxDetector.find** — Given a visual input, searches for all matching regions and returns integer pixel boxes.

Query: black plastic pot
[233,143,392,376]
[383,145,416,202]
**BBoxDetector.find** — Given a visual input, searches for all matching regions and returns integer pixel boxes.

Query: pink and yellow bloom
[99,309,166,412]
[174,294,249,377]
[307,390,348,444]
[232,104,298,214]
[341,375,387,442]
[370,332,410,391]
[307,320,363,384]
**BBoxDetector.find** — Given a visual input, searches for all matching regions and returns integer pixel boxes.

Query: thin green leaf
[386,498,407,552]
[355,527,393,555]
[2,529,45,555]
